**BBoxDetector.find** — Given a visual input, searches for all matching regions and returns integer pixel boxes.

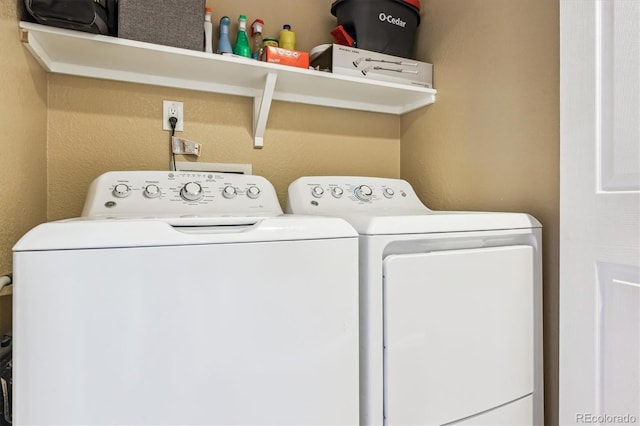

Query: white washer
[13,171,359,425]
[286,176,544,426]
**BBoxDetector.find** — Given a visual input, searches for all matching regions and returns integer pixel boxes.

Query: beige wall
[402,1,559,424]
[0,0,47,333]
[47,76,400,219]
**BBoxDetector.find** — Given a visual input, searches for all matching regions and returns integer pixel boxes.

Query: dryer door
[383,245,534,425]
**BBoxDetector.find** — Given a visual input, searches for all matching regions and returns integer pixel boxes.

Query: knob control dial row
[113,181,264,203]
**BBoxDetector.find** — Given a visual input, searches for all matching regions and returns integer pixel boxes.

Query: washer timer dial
[180,182,203,201]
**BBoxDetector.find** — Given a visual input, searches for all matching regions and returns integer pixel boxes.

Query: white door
[560,1,640,424]
[383,246,535,425]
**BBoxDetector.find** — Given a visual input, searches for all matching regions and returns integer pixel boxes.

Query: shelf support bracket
[253,72,278,149]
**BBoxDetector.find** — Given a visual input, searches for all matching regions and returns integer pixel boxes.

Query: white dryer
[13,171,359,425]
[287,176,544,426]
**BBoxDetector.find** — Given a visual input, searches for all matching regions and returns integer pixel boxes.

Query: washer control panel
[286,176,430,215]
[81,171,282,218]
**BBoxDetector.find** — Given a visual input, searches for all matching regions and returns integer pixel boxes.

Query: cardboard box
[262,46,310,69]
[118,0,205,51]
[311,44,432,88]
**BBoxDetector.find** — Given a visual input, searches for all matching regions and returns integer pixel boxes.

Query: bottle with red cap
[251,19,264,60]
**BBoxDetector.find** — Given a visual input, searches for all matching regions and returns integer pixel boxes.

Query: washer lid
[13,215,358,251]
[343,211,541,235]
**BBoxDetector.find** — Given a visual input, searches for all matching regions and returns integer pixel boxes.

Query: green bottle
[234,15,251,57]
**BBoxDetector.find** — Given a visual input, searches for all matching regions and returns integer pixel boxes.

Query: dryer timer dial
[354,185,373,202]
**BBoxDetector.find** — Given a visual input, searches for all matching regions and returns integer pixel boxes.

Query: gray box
[118,0,205,51]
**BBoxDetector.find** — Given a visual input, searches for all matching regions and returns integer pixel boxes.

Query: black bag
[0,334,11,426]
[24,0,117,36]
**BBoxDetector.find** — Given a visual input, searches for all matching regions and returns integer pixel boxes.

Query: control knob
[143,184,161,199]
[246,186,261,199]
[383,188,395,199]
[112,183,131,198]
[331,187,344,198]
[354,185,373,202]
[222,186,237,199]
[180,182,203,201]
[311,186,324,198]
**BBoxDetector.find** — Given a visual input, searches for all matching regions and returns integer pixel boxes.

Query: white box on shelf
[311,44,433,89]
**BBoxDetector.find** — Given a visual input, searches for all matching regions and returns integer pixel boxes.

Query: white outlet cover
[162,100,184,131]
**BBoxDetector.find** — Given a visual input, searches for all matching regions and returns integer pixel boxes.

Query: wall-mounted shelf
[19,21,436,148]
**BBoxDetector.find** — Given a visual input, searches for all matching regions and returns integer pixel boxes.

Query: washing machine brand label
[379,12,407,28]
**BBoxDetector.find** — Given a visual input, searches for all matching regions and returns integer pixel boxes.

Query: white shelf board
[19,21,436,146]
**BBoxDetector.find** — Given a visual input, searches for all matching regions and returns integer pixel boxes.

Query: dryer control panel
[81,171,283,218]
[286,176,430,215]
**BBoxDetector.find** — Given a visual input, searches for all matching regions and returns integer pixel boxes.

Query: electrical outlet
[162,100,184,131]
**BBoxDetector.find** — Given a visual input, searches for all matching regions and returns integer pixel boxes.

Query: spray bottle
[233,15,251,58]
